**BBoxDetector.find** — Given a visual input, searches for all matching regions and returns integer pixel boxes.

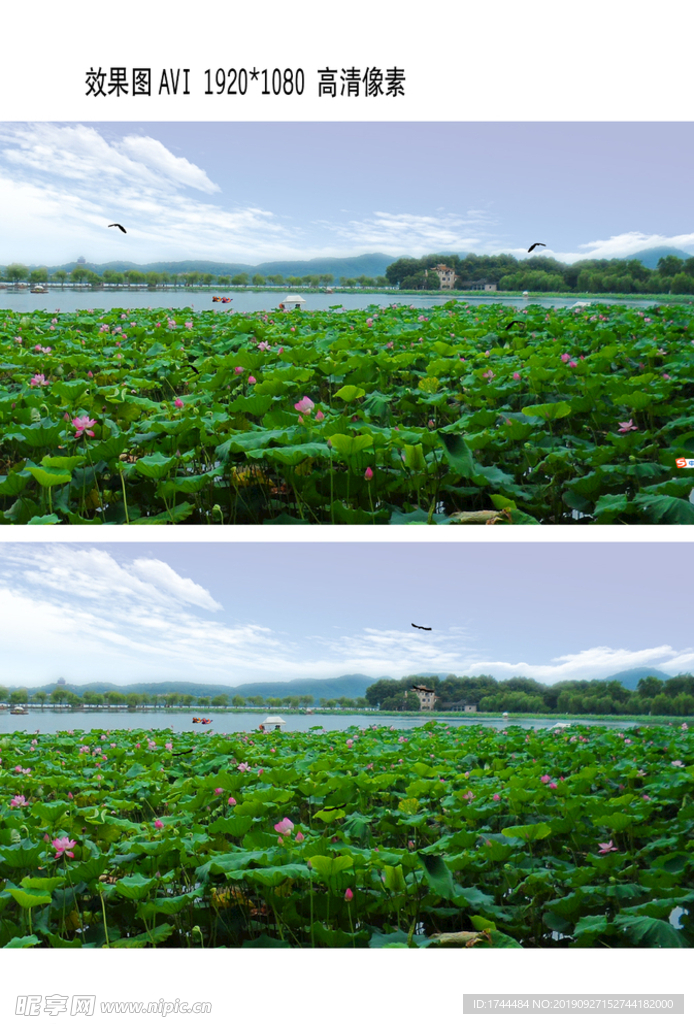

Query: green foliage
[0,302,693,523]
[0,721,693,947]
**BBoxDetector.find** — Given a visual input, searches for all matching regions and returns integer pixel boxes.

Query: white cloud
[325,209,500,255]
[463,645,687,684]
[551,231,694,264]
[0,123,298,263]
[0,123,219,194]
[129,558,222,611]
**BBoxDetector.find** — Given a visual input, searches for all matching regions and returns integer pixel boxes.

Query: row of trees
[0,687,372,709]
[385,253,694,294]
[366,673,694,717]
[1,265,389,290]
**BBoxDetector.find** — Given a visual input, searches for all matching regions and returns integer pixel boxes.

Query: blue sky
[1,122,693,266]
[0,541,692,688]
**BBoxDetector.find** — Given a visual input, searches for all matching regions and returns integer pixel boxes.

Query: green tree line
[0,265,388,289]
[0,687,324,709]
[366,673,694,717]
[385,252,694,294]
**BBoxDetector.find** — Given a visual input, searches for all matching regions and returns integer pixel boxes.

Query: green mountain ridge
[13,247,693,282]
[598,667,671,691]
[10,668,672,700]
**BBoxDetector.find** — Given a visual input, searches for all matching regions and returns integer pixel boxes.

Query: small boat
[30,285,49,294]
[261,715,286,731]
[11,705,29,715]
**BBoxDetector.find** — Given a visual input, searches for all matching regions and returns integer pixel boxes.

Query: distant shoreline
[3,705,691,727]
[0,284,687,302]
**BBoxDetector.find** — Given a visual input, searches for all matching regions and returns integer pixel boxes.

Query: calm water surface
[0,290,665,315]
[0,708,636,735]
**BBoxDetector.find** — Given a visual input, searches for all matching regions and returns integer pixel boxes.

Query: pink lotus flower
[72,415,96,439]
[174,398,184,409]
[294,396,315,414]
[154,819,164,829]
[598,840,617,854]
[512,372,521,380]
[248,376,257,385]
[10,795,27,808]
[492,793,501,801]
[364,467,373,481]
[344,888,354,902]
[185,321,193,329]
[237,762,249,772]
[274,817,294,835]
[215,787,224,794]
[482,370,495,380]
[295,831,304,842]
[569,360,577,368]
[540,774,551,784]
[228,796,237,806]
[315,409,325,421]
[346,739,354,748]
[52,836,76,859]
[30,374,48,386]
[549,781,558,789]
[561,353,570,363]
[234,366,243,374]
[671,760,685,767]
[617,419,637,433]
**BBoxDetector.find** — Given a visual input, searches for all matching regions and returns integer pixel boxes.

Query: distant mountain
[39,254,397,282]
[626,247,694,270]
[19,675,385,702]
[598,667,672,691]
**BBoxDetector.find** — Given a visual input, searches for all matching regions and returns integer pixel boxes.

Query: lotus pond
[1,302,694,524]
[1,721,692,948]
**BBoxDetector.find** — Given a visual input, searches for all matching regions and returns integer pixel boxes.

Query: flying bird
[527,242,546,252]
[411,623,432,631]
[108,223,127,233]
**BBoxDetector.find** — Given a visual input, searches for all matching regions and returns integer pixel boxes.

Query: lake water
[0,289,665,315]
[0,708,636,735]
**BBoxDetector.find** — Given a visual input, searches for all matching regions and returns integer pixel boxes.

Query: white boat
[30,285,49,294]
[10,705,29,715]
